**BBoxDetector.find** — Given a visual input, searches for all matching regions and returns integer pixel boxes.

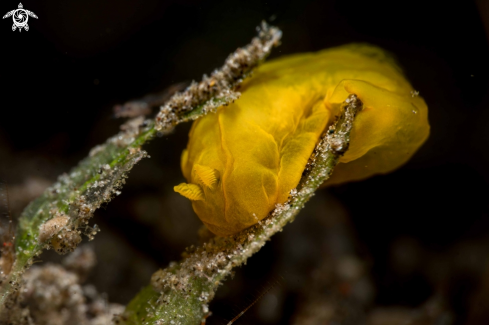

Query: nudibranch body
[175,44,430,236]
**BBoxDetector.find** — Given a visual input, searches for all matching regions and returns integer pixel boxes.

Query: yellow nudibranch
[174,44,430,236]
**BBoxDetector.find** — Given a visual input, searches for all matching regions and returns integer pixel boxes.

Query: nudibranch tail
[174,183,205,201]
[193,164,219,189]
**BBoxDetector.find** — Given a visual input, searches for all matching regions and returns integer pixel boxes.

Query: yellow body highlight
[176,44,430,236]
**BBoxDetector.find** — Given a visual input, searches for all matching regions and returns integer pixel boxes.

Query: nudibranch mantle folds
[174,44,430,236]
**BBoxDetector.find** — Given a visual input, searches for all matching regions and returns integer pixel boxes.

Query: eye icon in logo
[3,3,38,32]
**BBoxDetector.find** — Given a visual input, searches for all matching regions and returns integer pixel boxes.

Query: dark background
[1,0,489,324]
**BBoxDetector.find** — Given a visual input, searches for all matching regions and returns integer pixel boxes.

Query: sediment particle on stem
[38,215,82,254]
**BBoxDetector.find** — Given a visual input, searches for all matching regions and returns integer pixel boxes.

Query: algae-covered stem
[121,95,362,325]
[0,22,282,310]
[155,21,282,131]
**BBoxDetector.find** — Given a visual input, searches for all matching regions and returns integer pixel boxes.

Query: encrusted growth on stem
[155,21,282,132]
[0,139,150,308]
[122,95,362,325]
[0,22,282,314]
